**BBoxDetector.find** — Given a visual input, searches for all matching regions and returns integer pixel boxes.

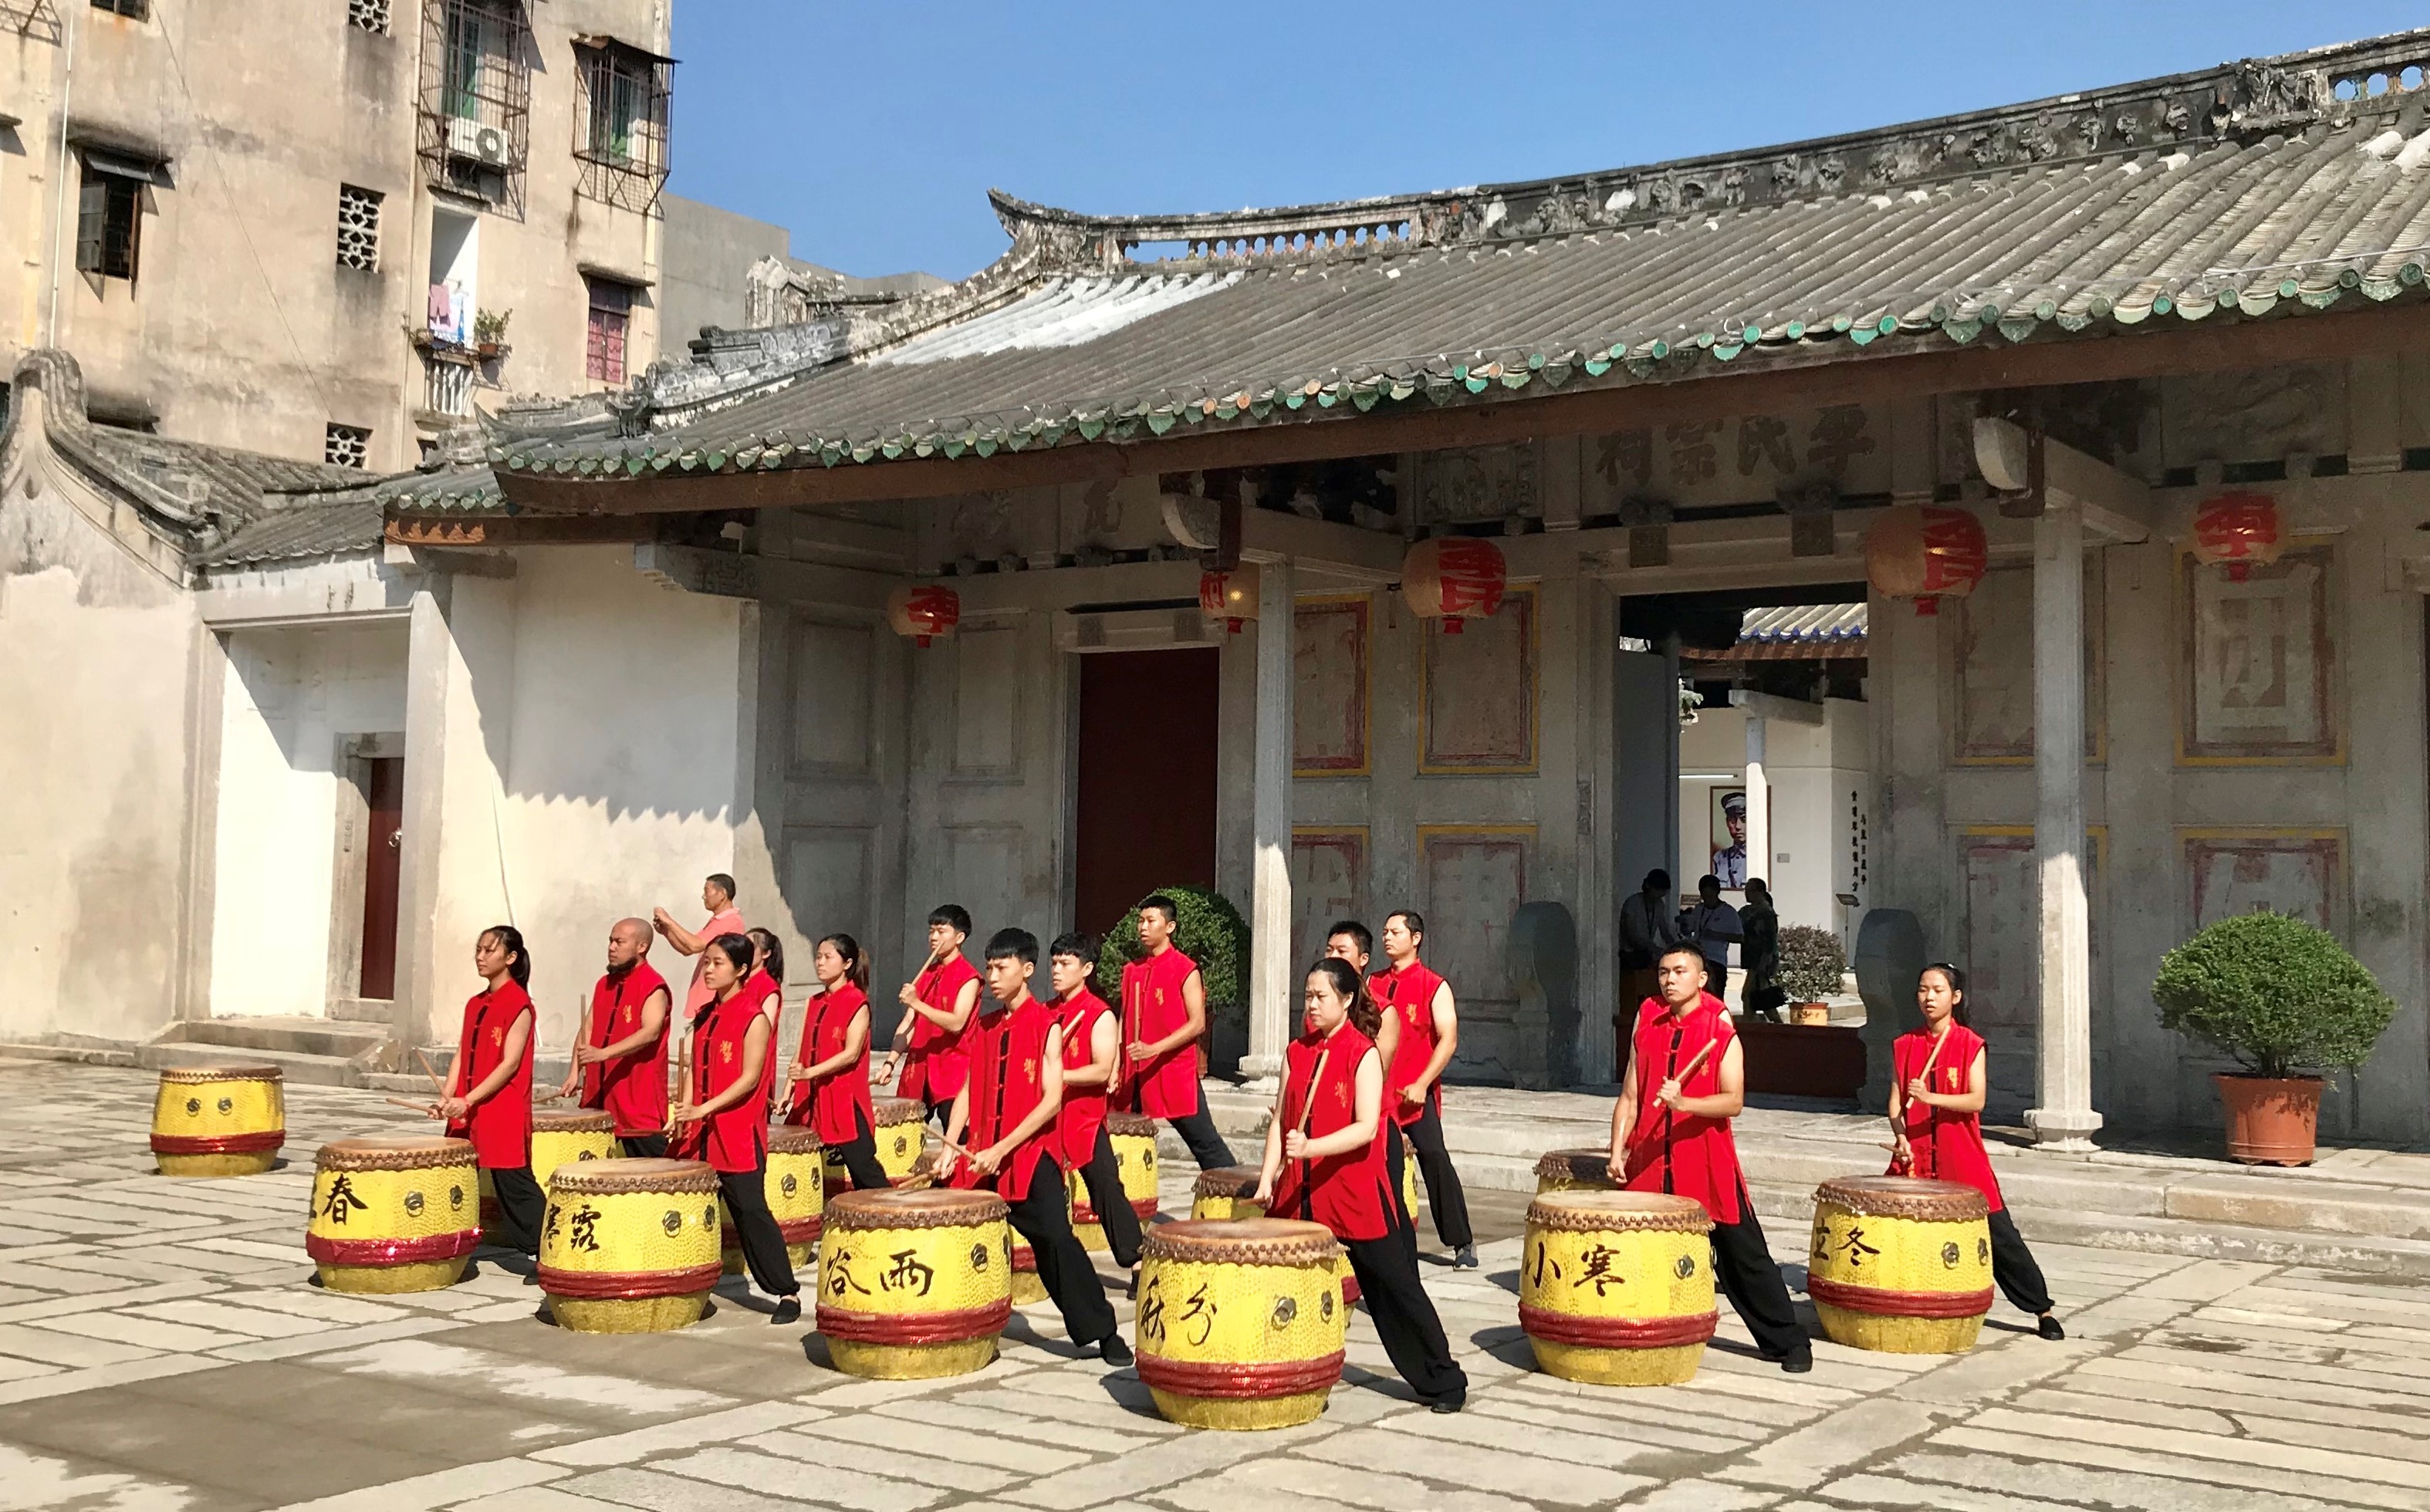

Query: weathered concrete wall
[207,620,407,1019]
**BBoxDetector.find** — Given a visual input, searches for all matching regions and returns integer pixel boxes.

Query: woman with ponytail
[436,926,541,1255]
[786,933,888,1193]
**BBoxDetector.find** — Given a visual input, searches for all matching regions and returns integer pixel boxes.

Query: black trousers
[1076,1123,1144,1268]
[619,1133,667,1159]
[1710,1191,1809,1361]
[1388,1102,1472,1250]
[827,1109,893,1195]
[1006,1155,1117,1348]
[1156,1079,1237,1169]
[487,1166,545,1255]
[718,1165,799,1299]
[1988,1207,2055,1316]
[1343,1223,1468,1402]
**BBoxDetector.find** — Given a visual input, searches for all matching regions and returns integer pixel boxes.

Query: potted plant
[473,307,512,358]
[1776,925,1847,1027]
[1099,885,1250,1075]
[2152,911,2394,1166]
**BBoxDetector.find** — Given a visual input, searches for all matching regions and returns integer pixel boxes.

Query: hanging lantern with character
[2191,491,2283,582]
[886,584,961,648]
[1198,567,1259,633]
[1864,505,1987,616]
[1400,537,1507,634]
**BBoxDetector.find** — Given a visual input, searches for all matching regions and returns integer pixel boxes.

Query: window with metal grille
[416,0,530,217]
[573,39,671,212]
[90,0,145,17]
[75,157,145,280]
[585,277,633,383]
[347,0,389,32]
[336,185,381,272]
[325,424,371,468]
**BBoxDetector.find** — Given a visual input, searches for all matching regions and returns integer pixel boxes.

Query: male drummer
[1049,931,1141,1271]
[654,873,745,1023]
[561,917,671,1158]
[1606,942,1811,1372]
[883,904,981,1123]
[1120,896,1235,1169]
[935,928,1130,1366]
[1372,910,1476,1269]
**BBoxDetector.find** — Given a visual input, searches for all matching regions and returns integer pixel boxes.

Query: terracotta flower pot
[2214,1072,2322,1166]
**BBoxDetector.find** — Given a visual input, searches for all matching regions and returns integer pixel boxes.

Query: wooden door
[359,757,404,1000]
[1073,648,1220,937]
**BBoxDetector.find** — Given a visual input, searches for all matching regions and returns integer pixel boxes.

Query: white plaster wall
[0,564,198,1044]
[207,621,407,1018]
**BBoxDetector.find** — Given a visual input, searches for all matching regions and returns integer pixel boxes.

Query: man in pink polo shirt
[654,872,746,1021]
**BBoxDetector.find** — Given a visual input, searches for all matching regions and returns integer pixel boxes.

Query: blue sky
[667,3,2428,281]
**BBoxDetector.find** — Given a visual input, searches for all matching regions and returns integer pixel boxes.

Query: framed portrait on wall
[1710,787,1749,889]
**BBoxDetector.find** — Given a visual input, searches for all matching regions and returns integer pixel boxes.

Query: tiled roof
[191,498,385,567]
[1739,604,1867,646]
[400,29,2430,515]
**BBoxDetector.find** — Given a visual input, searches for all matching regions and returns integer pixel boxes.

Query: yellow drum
[306,1137,480,1294]
[152,1065,285,1176]
[1070,1112,1160,1250]
[538,1158,722,1334]
[1190,1166,1266,1220]
[1135,1219,1346,1430]
[1806,1176,1992,1354]
[817,1188,1012,1379]
[1520,1191,1715,1385]
[1534,1148,1617,1195]
[1009,1239,1046,1304]
[722,1125,826,1274]
[479,1109,617,1244]
[826,1098,930,1192]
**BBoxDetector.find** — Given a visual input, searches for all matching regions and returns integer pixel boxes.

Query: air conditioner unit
[444,116,510,167]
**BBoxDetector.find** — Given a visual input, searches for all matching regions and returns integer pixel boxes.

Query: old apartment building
[0,0,674,474]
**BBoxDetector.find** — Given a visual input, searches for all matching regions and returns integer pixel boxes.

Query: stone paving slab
[4,1060,2430,1510]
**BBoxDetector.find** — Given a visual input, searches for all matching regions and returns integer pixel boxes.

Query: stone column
[2027,500,2101,1150]
[1239,558,1295,1090]
[1742,714,1769,890]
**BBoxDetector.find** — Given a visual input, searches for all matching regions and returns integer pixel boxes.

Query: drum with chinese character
[722,1125,826,1274]
[306,1137,481,1294]
[826,1098,931,1193]
[1189,1166,1266,1221]
[1533,1148,1619,1196]
[1806,1176,1992,1355]
[151,1065,285,1176]
[1135,1218,1346,1430]
[538,1158,723,1335]
[817,1187,1012,1379]
[479,1109,617,1245]
[1520,1190,1715,1385]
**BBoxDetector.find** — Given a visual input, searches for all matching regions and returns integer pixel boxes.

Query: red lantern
[1198,568,1259,634]
[886,584,960,647]
[1401,537,1507,634]
[2192,491,2283,582]
[1864,505,1988,616]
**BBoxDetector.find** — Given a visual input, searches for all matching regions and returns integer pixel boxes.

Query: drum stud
[185,1099,201,1114]
[1271,1295,1297,1329]
[218,1098,234,1113]
[1675,1254,1696,1279]
[661,1210,681,1235]
[404,1191,424,1215]
[1942,1242,1961,1268]
[969,1243,989,1271]
[449,1186,464,1209]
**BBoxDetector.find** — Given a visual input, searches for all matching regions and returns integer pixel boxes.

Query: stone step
[133,1041,362,1088]
[329,997,394,1024]
[163,1016,387,1061]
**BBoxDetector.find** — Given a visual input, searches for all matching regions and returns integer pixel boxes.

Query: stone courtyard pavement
[2,1061,2428,1511]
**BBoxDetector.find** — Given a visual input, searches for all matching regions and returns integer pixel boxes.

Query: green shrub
[1097,885,1250,1004]
[2152,911,2393,1078]
[1776,924,1848,1004]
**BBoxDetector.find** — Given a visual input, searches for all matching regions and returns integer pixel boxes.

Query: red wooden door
[1073,649,1219,937]
[359,757,404,1000]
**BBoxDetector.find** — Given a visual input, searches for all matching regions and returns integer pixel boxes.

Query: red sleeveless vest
[449,980,533,1170]
[1371,959,1448,1127]
[1894,1023,2004,1211]
[1268,1024,1397,1243]
[789,984,874,1146]
[683,995,768,1174]
[904,954,978,1102]
[953,995,1059,1203]
[1621,993,1744,1224]
[1122,946,1201,1119]
[1056,987,1114,1168]
[582,960,669,1137]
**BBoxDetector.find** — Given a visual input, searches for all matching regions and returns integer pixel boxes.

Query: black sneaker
[1097,1333,1134,1367]
[2037,1315,2066,1342]
[1779,1351,1814,1374]
[1428,1389,1466,1414]
[1453,1245,1478,1270]
[769,1297,801,1325]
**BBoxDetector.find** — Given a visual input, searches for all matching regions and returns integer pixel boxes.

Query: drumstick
[1625,1034,1722,1158]
[387,1096,438,1115]
[1901,1028,1955,1177]
[412,1045,447,1096]
[880,944,949,1083]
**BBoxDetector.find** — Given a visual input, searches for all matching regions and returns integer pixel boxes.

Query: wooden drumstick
[1627,1034,1721,1157]
[387,1096,438,1115]
[880,944,948,1084]
[412,1045,447,1097]
[1901,1028,1955,1176]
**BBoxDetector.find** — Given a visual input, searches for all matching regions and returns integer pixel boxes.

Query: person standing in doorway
[883,905,980,1123]
[654,873,745,1025]
[1120,895,1236,1170]
[1370,911,1475,1269]
[1738,879,1784,1024]
[1605,943,1811,1372]
[1617,871,1681,1047]
[1889,963,2063,1341]
[564,917,671,1157]
[1680,875,1742,1008]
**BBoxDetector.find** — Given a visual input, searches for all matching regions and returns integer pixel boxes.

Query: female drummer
[784,933,889,1193]
[438,925,541,1255]
[1256,957,1467,1413]
[674,933,802,1325]
[1888,964,2063,1341]
[744,928,787,1118]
